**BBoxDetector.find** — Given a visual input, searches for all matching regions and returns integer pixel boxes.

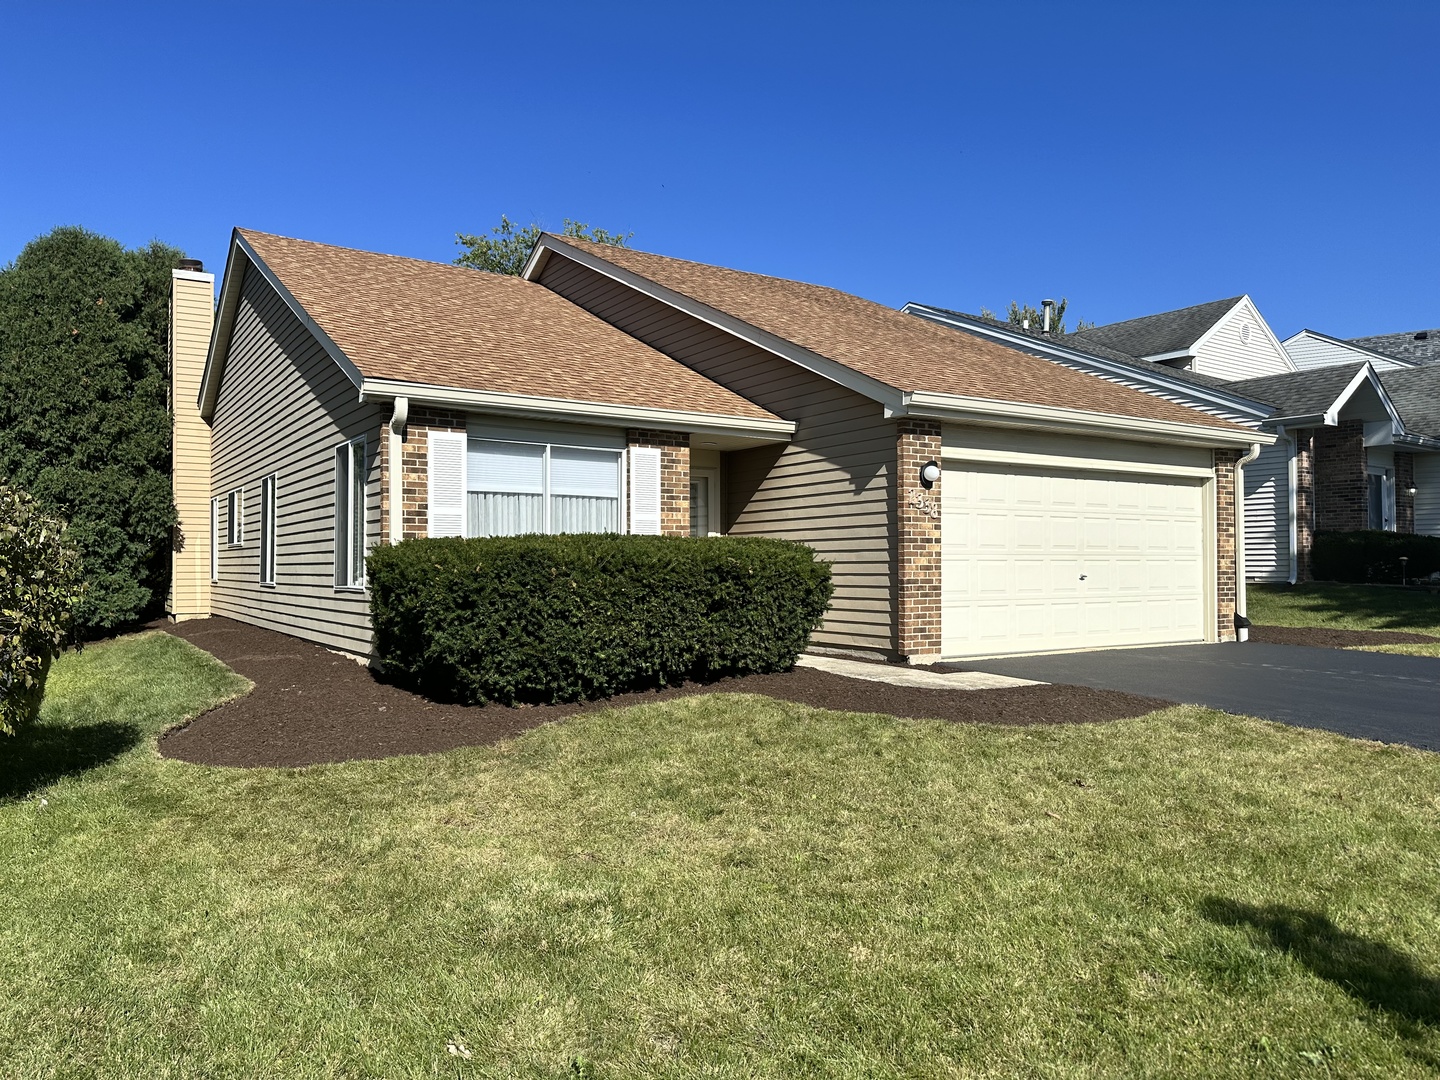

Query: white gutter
[388,396,409,544]
[1234,441,1262,642]
[359,378,796,442]
[903,391,1275,450]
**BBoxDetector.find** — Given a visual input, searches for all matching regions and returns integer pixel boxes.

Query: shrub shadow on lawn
[1200,897,1440,1027]
[0,719,142,801]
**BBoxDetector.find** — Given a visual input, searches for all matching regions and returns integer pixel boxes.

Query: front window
[335,438,367,587]
[466,438,622,537]
[226,489,243,546]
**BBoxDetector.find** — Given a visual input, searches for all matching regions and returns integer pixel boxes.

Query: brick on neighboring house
[1314,419,1367,532]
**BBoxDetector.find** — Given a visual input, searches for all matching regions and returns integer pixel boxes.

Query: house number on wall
[907,489,940,519]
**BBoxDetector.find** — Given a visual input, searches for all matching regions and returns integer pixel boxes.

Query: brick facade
[1396,452,1416,534]
[1293,429,1315,582]
[1314,418,1367,533]
[896,419,942,661]
[1214,448,1240,643]
[626,429,690,536]
[383,406,466,542]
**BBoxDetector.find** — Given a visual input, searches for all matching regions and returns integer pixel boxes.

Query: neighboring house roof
[205,230,785,430]
[1073,296,1244,358]
[1348,329,1440,365]
[1282,328,1418,370]
[539,236,1252,437]
[1378,365,1440,437]
[910,305,1248,394]
[1229,363,1373,420]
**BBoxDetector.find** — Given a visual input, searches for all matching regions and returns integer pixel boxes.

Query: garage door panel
[943,462,1208,658]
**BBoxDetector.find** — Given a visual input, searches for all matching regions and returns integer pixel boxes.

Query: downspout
[1234,441,1262,642]
[388,397,409,545]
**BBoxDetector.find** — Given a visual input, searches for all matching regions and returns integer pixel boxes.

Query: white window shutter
[629,446,662,535]
[427,431,467,538]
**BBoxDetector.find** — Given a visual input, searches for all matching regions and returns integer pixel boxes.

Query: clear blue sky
[1,2,1434,339]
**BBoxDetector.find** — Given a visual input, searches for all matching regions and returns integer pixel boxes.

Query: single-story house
[169,230,1267,664]
[904,298,1440,584]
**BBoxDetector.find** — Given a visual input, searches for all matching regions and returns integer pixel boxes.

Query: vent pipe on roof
[1041,299,1055,336]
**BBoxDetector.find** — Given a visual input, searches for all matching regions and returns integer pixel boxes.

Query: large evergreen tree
[0,226,183,633]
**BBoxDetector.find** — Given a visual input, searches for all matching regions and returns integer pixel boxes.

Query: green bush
[0,487,84,735]
[1311,529,1440,584]
[368,534,833,706]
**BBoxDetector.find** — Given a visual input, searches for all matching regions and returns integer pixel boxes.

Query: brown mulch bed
[157,617,1173,769]
[1249,624,1440,649]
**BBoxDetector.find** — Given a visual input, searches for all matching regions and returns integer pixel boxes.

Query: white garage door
[942,463,1208,658]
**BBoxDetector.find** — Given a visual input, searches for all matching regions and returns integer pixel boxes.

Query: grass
[1249,582,1440,637]
[4,632,1440,1077]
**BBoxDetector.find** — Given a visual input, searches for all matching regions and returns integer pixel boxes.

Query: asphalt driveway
[955,642,1440,749]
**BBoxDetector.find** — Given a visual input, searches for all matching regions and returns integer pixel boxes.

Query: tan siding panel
[540,255,896,655]
[210,264,384,655]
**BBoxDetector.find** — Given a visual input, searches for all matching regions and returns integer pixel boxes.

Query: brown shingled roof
[235,230,779,422]
[549,236,1249,433]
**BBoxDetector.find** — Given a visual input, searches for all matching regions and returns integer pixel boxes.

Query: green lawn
[1249,582,1440,636]
[4,632,1440,1078]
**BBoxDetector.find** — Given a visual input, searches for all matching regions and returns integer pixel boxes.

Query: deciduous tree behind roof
[454,216,631,276]
[0,226,182,633]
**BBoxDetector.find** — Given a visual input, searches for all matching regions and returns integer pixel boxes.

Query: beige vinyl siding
[538,255,897,656]
[209,263,383,655]
[1193,299,1294,381]
[1415,455,1440,537]
[168,272,216,618]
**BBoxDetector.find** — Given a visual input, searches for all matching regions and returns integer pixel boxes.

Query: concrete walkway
[798,654,1044,690]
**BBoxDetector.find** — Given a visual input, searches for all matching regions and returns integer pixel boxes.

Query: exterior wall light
[1407,487,1418,496]
[919,460,941,489]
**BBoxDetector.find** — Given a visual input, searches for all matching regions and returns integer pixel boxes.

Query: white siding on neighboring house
[1415,455,1440,537]
[1244,438,1292,582]
[1193,298,1295,381]
[1283,331,1413,373]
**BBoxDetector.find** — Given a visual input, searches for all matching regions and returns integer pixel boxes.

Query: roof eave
[359,378,795,443]
[902,391,1273,449]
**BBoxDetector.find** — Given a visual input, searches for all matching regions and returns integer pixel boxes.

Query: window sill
[259,582,277,589]
[334,586,367,594]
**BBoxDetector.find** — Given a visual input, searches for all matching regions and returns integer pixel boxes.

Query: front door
[1367,467,1394,531]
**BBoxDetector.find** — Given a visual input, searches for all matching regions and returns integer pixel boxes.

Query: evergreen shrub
[368,534,833,705]
[0,487,84,734]
[1311,529,1440,584]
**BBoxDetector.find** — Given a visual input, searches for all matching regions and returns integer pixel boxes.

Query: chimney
[1041,298,1055,335]
[168,260,216,621]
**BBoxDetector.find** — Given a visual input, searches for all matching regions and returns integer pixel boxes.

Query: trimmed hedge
[1311,530,1440,584]
[367,534,834,706]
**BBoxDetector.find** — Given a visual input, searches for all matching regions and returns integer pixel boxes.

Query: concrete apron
[797,654,1044,690]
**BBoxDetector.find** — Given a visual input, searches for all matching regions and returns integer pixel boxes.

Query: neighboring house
[904,300,1440,584]
[169,229,1265,664]
[1281,329,1419,373]
[1071,295,1295,380]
